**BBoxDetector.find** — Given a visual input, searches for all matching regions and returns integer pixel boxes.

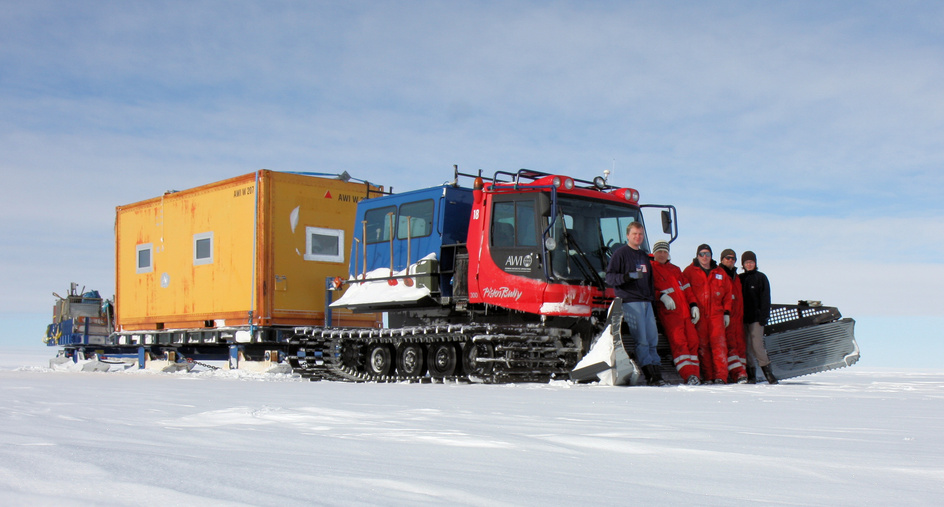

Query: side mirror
[661,210,673,234]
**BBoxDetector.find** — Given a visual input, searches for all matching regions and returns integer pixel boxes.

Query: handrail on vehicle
[451,165,619,192]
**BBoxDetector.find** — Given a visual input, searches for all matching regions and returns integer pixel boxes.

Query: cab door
[470,193,547,313]
[488,196,543,280]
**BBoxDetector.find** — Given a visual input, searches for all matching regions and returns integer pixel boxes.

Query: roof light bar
[551,176,575,190]
[612,188,640,202]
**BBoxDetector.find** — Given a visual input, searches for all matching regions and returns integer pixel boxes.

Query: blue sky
[2,1,942,366]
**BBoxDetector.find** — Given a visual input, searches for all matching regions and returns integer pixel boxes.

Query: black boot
[761,365,778,384]
[641,365,655,385]
[646,365,667,386]
[746,365,757,384]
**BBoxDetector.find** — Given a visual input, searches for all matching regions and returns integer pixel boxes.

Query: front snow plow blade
[764,303,859,381]
[571,298,642,386]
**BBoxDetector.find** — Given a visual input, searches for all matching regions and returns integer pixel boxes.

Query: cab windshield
[548,195,645,283]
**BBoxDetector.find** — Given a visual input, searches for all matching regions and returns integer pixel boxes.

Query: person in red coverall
[719,248,748,384]
[682,244,732,384]
[650,240,702,385]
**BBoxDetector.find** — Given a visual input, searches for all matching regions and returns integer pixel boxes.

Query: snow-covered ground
[1,348,942,506]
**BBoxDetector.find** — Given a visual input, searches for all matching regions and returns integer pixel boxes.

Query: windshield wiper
[557,215,606,290]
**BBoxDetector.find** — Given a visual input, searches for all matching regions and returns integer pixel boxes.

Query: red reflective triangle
[324,190,332,199]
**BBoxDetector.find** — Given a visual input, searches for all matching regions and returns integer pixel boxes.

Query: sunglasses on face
[723,256,736,260]
[698,252,711,257]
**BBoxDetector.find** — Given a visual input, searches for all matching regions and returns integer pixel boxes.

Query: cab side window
[397,200,434,239]
[364,206,397,244]
[491,200,537,247]
[492,202,516,247]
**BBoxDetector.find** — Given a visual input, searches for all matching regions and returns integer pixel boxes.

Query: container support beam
[229,344,241,370]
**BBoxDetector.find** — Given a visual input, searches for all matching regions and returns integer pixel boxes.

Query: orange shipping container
[115,170,381,331]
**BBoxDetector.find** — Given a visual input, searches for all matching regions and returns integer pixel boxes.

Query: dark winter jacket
[740,269,771,325]
[605,245,655,302]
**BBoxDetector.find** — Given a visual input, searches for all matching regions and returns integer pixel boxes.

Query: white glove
[690,306,700,325]
[724,314,730,328]
[660,293,676,310]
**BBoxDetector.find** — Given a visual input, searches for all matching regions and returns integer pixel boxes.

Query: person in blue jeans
[605,222,665,386]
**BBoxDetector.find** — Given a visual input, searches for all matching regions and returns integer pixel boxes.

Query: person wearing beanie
[719,249,749,384]
[739,251,778,384]
[682,244,733,384]
[604,222,665,386]
[650,240,702,385]
[741,250,757,265]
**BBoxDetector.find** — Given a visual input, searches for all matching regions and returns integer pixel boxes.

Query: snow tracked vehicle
[289,167,675,382]
[286,167,859,383]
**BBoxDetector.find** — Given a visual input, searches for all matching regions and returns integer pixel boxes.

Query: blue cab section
[349,185,473,299]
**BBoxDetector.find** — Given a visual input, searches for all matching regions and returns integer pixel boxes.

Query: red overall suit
[651,260,701,381]
[725,272,747,381]
[683,262,732,382]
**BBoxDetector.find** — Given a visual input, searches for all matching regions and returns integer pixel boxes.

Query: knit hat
[720,248,736,261]
[741,250,757,264]
[696,244,712,256]
[652,240,670,253]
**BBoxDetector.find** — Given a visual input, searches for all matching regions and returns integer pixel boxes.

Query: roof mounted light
[612,188,640,202]
[593,176,607,189]
[551,176,574,190]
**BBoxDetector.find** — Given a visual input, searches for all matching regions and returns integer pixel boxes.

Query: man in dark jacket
[605,222,665,386]
[739,251,778,384]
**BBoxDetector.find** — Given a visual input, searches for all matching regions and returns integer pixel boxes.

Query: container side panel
[266,173,373,323]
[116,174,257,330]
[116,204,163,329]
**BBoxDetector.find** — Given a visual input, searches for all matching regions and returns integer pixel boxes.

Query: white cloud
[2,1,944,321]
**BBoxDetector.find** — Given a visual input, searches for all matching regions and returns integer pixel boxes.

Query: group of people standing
[605,222,778,386]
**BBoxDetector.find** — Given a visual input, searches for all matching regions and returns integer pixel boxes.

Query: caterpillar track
[287,323,583,383]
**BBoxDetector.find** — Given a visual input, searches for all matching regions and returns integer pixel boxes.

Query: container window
[364,206,396,244]
[305,227,344,263]
[136,243,153,274]
[397,199,434,239]
[194,232,213,265]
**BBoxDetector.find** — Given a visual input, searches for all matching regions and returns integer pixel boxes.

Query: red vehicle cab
[465,169,676,318]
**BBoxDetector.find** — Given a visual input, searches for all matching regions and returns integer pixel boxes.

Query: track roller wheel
[367,343,394,376]
[427,342,457,378]
[396,342,426,377]
[462,341,494,379]
[340,342,360,370]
